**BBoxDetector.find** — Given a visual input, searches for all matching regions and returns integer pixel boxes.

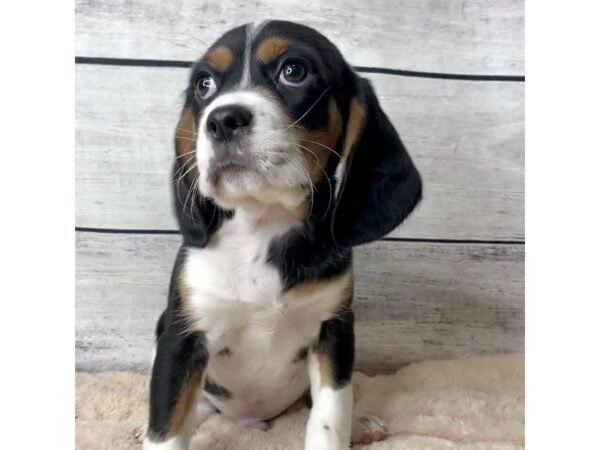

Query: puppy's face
[178,21,350,211]
[176,20,422,246]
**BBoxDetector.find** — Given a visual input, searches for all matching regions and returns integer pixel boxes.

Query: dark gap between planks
[75,56,525,82]
[74,227,524,245]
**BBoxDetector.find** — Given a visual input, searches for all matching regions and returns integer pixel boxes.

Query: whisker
[177,161,199,188]
[173,158,190,182]
[184,172,201,226]
[180,165,199,225]
[173,149,198,192]
[286,86,332,129]
[174,136,198,144]
[272,152,316,217]
[175,150,197,160]
[173,139,194,185]
[175,126,198,136]
[206,197,218,231]
[288,142,334,218]
[170,31,209,48]
[298,138,342,159]
[171,42,206,54]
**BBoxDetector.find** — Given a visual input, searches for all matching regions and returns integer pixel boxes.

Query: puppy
[143,20,422,450]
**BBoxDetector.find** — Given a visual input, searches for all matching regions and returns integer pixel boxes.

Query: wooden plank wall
[75,0,525,373]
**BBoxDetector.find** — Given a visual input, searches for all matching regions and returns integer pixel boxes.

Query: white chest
[181,208,294,339]
[179,207,352,420]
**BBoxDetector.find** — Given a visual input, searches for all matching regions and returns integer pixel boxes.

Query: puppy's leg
[143,320,209,450]
[135,394,216,444]
[305,308,354,450]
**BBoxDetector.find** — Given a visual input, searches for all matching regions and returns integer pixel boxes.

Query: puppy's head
[175,20,422,247]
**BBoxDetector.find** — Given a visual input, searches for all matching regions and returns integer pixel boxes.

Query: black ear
[331,77,422,247]
[172,106,228,247]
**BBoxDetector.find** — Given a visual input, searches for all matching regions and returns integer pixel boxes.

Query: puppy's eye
[278,62,309,87]
[195,73,217,100]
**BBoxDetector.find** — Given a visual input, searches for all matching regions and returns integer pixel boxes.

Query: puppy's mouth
[207,143,258,184]
[208,161,250,184]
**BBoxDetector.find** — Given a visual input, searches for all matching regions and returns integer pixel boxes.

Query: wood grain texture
[75,0,524,75]
[75,232,524,373]
[76,64,524,240]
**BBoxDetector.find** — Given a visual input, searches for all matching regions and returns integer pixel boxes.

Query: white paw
[305,418,351,450]
[351,414,387,446]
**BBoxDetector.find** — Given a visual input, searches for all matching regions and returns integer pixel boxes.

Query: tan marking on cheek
[175,107,198,187]
[297,98,343,184]
[256,37,288,64]
[206,46,234,72]
[167,365,204,435]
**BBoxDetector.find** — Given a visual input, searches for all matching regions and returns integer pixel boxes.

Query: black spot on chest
[216,347,232,357]
[293,346,309,363]
[203,375,232,399]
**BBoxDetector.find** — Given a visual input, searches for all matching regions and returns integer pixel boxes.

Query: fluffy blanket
[75,353,524,449]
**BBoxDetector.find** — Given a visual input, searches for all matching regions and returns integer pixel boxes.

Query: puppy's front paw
[351,413,387,446]
[305,417,351,450]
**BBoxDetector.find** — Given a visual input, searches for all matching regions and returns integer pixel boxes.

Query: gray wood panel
[75,0,524,75]
[75,232,524,373]
[76,64,524,240]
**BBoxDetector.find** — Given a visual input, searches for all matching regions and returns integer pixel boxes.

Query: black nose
[206,105,252,142]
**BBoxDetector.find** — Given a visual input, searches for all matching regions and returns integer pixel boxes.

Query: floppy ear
[331,77,422,247]
[172,106,225,247]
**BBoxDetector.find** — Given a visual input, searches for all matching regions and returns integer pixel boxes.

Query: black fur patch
[148,251,209,441]
[148,318,208,441]
[317,306,355,389]
[155,309,167,340]
[330,78,422,246]
[267,227,351,289]
[266,153,353,288]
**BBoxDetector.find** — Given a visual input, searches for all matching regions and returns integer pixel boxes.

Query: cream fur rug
[75,353,524,449]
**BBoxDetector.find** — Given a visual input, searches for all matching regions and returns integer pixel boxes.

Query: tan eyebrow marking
[256,37,288,64]
[205,46,234,72]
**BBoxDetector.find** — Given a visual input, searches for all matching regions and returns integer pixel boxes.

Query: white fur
[305,352,353,449]
[143,435,189,450]
[196,89,310,210]
[240,21,269,87]
[181,205,352,426]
